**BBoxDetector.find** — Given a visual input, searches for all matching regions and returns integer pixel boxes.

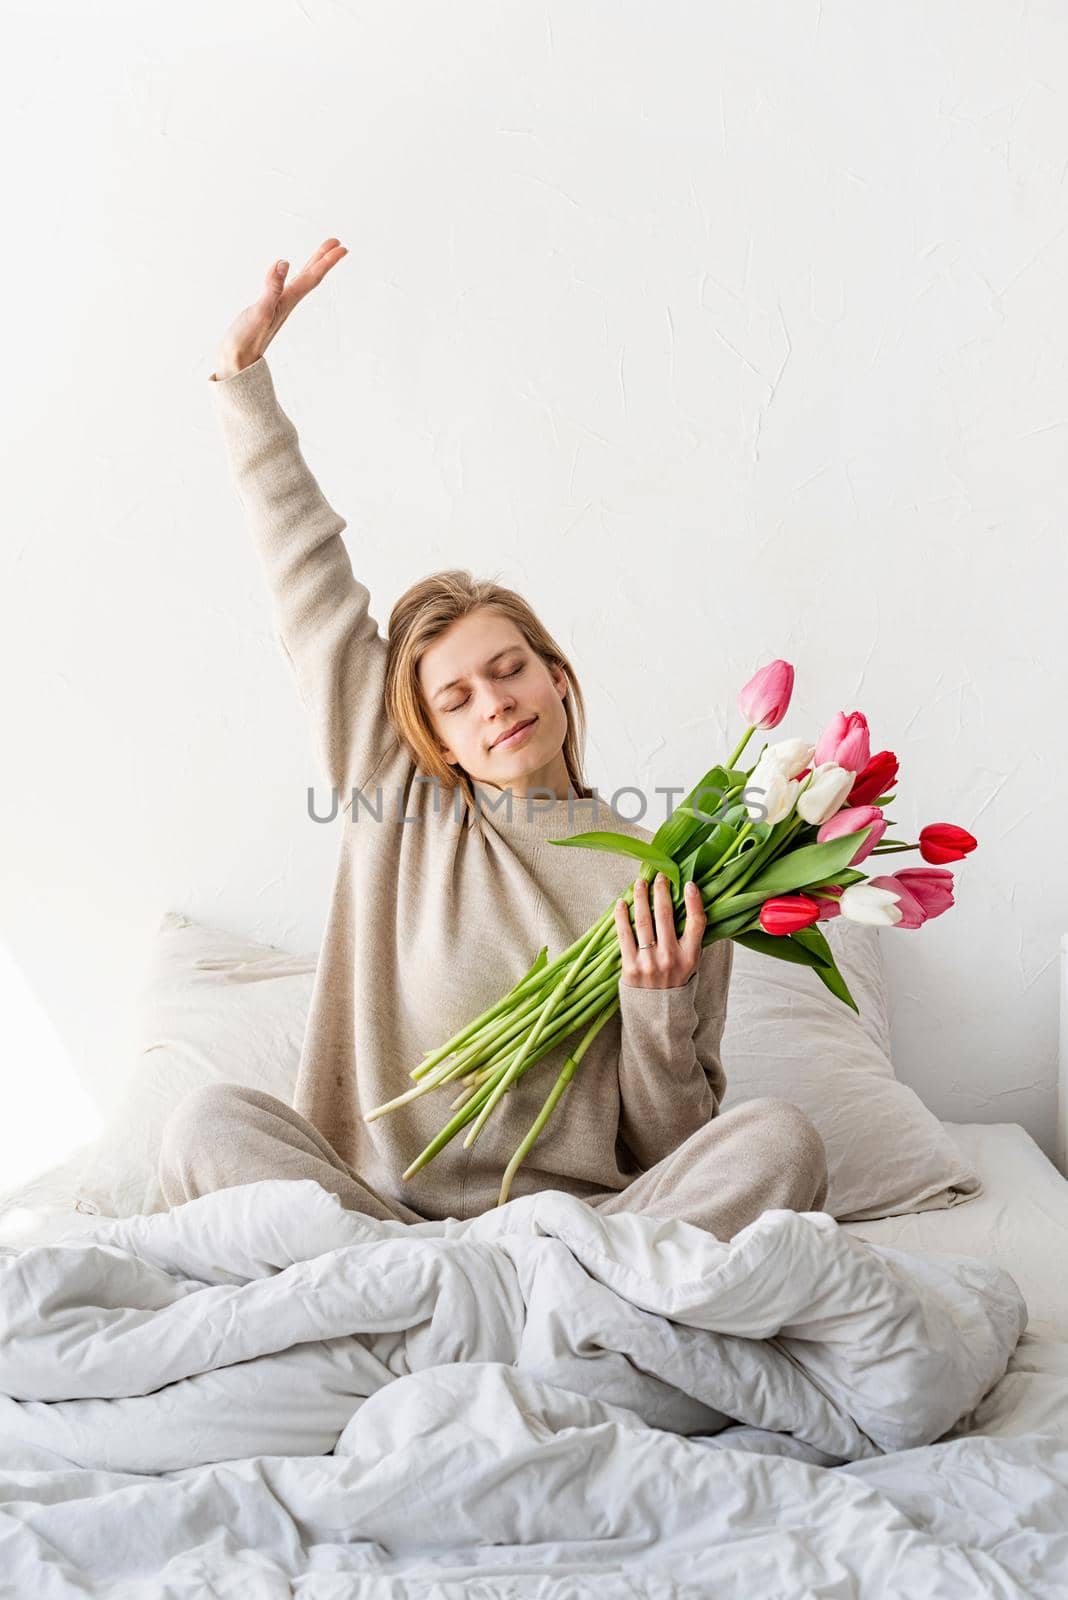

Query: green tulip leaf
[650,767,737,857]
[721,801,754,829]
[811,960,859,1013]
[673,803,729,828]
[742,826,874,897]
[706,888,779,921]
[732,930,824,967]
[731,930,859,1012]
[680,823,741,886]
[701,908,758,943]
[806,868,867,892]
[548,831,680,894]
[788,924,835,967]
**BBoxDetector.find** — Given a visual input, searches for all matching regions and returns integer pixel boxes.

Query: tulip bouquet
[363,659,977,1206]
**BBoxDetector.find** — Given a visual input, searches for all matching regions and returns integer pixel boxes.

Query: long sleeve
[614,937,734,1171]
[209,357,398,796]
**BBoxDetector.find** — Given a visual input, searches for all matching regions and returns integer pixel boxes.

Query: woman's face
[419,611,573,798]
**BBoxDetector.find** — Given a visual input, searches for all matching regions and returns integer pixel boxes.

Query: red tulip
[815,804,887,866]
[813,710,871,775]
[759,894,823,936]
[894,867,955,918]
[919,824,977,865]
[848,751,899,807]
[738,660,795,731]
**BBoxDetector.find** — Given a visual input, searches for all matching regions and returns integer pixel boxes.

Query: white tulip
[795,762,855,826]
[746,751,774,791]
[747,749,787,792]
[759,737,815,780]
[745,763,799,825]
[838,884,903,926]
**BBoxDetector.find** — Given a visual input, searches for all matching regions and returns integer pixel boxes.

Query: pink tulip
[813,711,871,775]
[866,875,928,930]
[893,867,955,918]
[738,660,794,731]
[816,804,887,866]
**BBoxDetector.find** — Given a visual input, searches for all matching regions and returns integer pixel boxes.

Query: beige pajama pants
[158,1083,829,1242]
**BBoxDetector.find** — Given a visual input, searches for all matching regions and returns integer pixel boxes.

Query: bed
[1,917,1066,1595]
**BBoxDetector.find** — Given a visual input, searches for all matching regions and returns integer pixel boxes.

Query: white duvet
[1,1177,1066,1597]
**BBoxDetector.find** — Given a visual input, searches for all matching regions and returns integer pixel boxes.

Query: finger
[614,896,637,957]
[312,242,349,280]
[284,243,349,309]
[301,237,342,273]
[651,874,680,952]
[680,880,707,963]
[264,258,289,297]
[298,242,348,284]
[632,878,655,948]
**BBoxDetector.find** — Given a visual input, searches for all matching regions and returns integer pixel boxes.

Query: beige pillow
[0,909,981,1235]
[719,917,983,1221]
[0,912,315,1229]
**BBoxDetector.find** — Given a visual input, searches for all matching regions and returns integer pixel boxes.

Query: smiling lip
[492,717,537,750]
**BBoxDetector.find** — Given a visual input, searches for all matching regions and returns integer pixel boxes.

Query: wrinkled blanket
[0,1178,1026,1477]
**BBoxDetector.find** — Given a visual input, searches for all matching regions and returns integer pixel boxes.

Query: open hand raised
[212,237,349,381]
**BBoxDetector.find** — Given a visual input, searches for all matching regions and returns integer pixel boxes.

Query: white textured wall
[3,1,1066,1178]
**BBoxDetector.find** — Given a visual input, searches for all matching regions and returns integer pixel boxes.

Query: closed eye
[444,664,523,712]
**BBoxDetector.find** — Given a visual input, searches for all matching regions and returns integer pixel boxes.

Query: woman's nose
[484,685,517,718]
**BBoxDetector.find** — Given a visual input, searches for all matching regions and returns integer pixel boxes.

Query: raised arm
[209,358,396,795]
[208,239,398,796]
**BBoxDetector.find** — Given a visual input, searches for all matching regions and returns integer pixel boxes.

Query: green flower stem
[430,983,552,1084]
[419,947,623,1122]
[450,931,622,1077]
[496,994,621,1207]
[408,905,618,1083]
[402,1051,518,1178]
[441,947,626,1113]
[463,913,620,1145]
[363,1066,461,1121]
[407,944,586,1083]
[455,943,624,1091]
[408,957,583,1095]
[727,727,756,770]
[407,958,567,1083]
[707,816,805,910]
[404,970,625,1178]
[711,819,754,872]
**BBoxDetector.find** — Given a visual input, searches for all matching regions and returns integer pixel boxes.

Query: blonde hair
[384,569,593,821]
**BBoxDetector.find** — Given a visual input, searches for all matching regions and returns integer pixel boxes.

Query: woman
[158,237,828,1240]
